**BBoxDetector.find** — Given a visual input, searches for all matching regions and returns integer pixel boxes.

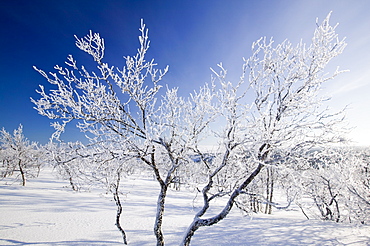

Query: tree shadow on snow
[191,215,370,246]
[0,239,121,246]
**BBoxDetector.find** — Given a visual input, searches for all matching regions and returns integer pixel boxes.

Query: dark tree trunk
[268,175,274,215]
[154,184,168,246]
[141,151,171,246]
[297,202,310,220]
[113,190,127,245]
[326,179,340,222]
[264,167,274,214]
[18,160,26,186]
[264,168,270,214]
[112,170,127,245]
[65,166,78,191]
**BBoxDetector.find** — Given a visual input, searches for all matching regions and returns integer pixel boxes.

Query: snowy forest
[1,14,370,245]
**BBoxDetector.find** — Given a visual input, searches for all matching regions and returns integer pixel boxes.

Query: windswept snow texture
[1,168,369,246]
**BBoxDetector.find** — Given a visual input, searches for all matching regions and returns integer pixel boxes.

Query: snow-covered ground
[1,168,369,246]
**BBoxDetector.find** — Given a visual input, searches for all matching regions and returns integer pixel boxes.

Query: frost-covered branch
[181,12,347,245]
[0,125,44,186]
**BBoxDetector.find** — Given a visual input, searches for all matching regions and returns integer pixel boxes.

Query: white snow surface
[1,167,369,246]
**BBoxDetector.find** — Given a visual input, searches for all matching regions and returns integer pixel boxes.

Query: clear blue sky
[1,0,369,145]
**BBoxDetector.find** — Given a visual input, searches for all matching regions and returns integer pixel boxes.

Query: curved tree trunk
[113,190,127,245]
[181,162,265,246]
[112,170,127,245]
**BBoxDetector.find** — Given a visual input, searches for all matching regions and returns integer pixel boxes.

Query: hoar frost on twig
[32,13,354,246]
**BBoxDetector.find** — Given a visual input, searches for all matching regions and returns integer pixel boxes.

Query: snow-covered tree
[46,138,136,244]
[347,147,370,224]
[286,146,370,224]
[0,124,44,186]
[80,140,133,245]
[32,18,217,245]
[32,13,349,245]
[45,141,86,191]
[292,148,346,222]
[181,13,347,245]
